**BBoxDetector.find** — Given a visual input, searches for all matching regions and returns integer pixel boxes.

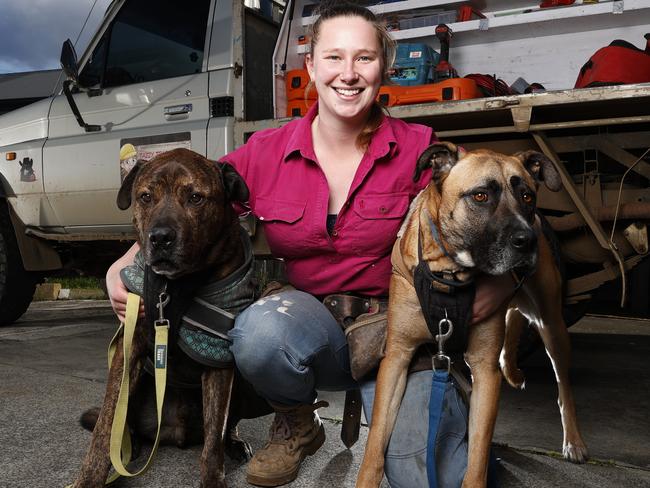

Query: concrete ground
[0,300,649,488]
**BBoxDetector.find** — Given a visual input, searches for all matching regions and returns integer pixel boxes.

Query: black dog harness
[120,227,256,381]
[413,211,476,362]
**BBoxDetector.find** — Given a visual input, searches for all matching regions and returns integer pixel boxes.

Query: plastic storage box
[390,43,440,86]
[398,11,457,30]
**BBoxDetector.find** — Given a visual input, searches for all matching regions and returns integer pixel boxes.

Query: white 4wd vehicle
[0,0,279,324]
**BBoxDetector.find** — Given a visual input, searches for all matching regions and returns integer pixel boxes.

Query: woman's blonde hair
[307,2,395,149]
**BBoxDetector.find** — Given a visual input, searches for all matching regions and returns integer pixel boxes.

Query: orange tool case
[377,78,482,106]
[285,69,316,101]
[286,98,316,117]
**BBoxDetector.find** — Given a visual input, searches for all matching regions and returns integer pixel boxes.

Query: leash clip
[433,312,453,373]
[154,291,170,328]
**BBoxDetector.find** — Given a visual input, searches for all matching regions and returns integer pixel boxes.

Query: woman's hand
[106,243,144,322]
[471,273,516,325]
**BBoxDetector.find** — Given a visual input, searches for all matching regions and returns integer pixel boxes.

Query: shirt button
[259,216,265,221]
[331,229,338,237]
[379,206,387,213]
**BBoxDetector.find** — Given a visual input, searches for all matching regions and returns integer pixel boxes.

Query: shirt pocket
[352,193,410,220]
[254,196,307,257]
[350,193,410,255]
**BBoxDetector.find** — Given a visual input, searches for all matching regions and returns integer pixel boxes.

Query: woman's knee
[230,303,283,375]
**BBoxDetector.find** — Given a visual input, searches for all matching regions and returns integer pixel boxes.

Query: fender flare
[0,182,62,271]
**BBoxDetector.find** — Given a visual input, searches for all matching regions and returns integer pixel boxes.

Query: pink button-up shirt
[221,104,435,296]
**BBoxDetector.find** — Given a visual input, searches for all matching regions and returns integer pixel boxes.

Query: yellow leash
[108,291,170,479]
[65,291,167,488]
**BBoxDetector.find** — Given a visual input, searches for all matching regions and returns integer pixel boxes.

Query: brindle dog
[357,143,588,488]
[71,148,270,488]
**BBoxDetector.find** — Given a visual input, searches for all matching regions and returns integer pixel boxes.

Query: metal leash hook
[433,310,453,373]
[155,291,170,328]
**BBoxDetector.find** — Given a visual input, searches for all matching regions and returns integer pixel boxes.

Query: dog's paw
[563,442,589,463]
[200,478,227,488]
[79,407,100,431]
[225,437,253,463]
[502,366,526,390]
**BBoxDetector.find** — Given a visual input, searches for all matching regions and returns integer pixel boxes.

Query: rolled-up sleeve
[219,139,253,183]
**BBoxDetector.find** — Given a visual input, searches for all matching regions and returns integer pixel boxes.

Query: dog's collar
[422,209,452,260]
[193,226,253,305]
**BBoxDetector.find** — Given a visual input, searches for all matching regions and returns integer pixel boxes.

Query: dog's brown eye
[140,192,151,203]
[522,192,534,204]
[472,192,488,203]
[189,193,204,204]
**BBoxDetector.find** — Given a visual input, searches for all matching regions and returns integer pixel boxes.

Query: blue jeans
[229,290,468,487]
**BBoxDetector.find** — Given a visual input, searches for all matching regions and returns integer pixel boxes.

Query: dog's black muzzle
[149,225,177,250]
[508,226,537,254]
[475,218,539,276]
[146,224,184,277]
[506,222,538,275]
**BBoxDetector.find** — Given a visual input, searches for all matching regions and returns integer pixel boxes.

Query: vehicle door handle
[164,103,192,120]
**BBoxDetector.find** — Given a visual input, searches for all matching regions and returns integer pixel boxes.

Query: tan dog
[357,143,588,488]
[71,149,270,488]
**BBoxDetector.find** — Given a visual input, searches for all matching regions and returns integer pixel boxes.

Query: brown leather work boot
[245,400,329,487]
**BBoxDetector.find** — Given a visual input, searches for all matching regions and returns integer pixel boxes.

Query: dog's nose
[149,227,176,248]
[509,229,536,250]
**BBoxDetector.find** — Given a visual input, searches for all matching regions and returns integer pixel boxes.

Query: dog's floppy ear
[219,162,250,203]
[117,160,146,210]
[413,141,465,183]
[515,151,562,192]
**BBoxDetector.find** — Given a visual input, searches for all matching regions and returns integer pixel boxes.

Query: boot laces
[268,400,329,443]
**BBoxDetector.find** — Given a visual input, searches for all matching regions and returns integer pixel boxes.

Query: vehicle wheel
[0,205,38,326]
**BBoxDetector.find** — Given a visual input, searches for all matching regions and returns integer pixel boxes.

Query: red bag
[540,0,575,8]
[575,35,650,88]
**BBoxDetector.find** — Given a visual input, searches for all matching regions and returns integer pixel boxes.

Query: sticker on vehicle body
[119,132,191,181]
[19,157,36,182]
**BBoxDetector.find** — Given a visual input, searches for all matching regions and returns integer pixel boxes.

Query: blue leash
[426,317,454,488]
[425,314,500,488]
[426,369,450,488]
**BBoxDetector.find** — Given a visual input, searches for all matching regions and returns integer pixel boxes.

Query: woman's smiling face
[306,15,383,124]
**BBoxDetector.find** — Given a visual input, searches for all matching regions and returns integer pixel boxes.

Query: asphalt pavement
[0,300,649,488]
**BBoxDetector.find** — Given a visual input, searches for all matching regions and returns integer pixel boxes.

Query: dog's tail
[79,407,100,432]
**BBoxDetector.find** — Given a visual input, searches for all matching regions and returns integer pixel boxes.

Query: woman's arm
[106,242,142,322]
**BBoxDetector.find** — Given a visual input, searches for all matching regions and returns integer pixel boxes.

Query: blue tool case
[390,43,440,86]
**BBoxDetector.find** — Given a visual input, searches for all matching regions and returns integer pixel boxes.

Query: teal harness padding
[120,229,255,369]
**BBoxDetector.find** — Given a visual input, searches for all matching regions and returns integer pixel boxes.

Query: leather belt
[321,293,387,449]
[322,294,388,326]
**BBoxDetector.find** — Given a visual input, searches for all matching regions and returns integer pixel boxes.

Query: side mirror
[59,38,101,132]
[60,39,79,82]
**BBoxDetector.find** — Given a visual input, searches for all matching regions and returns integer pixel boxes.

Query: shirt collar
[283,102,319,162]
[283,103,398,162]
[367,112,398,160]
